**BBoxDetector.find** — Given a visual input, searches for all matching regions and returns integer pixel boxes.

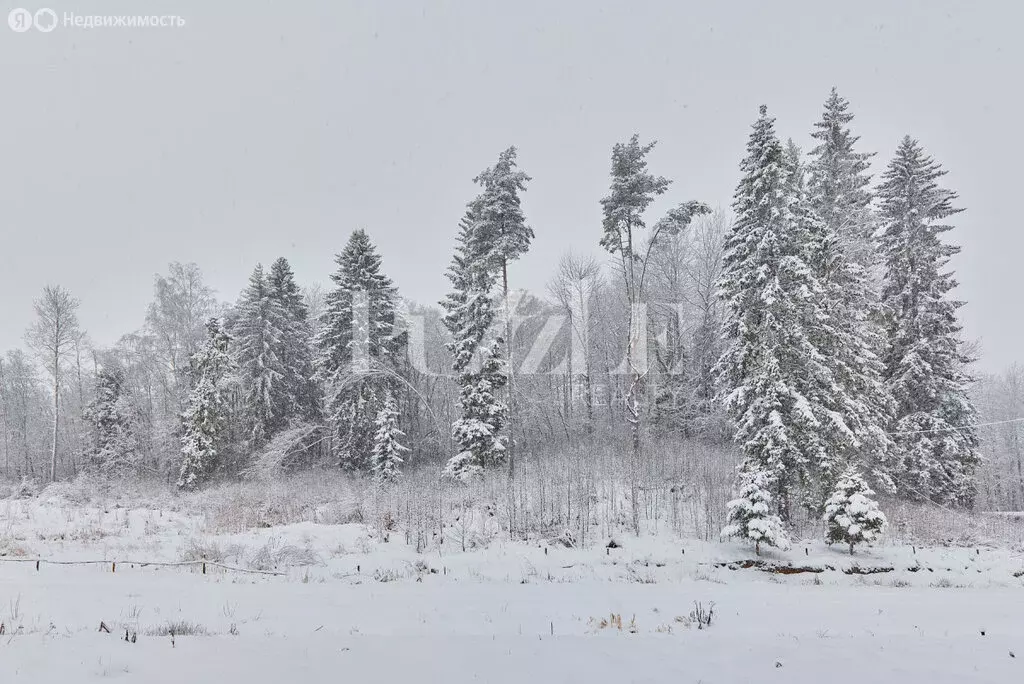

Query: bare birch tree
[26,285,81,481]
[548,252,602,430]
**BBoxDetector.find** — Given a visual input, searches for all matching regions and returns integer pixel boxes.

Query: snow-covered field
[1,485,1022,683]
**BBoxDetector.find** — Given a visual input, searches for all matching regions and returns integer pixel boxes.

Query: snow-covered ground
[1,490,1022,683]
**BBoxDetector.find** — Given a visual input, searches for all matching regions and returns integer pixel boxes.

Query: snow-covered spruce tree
[84,364,138,475]
[808,88,879,272]
[441,211,508,481]
[823,465,887,554]
[716,107,833,519]
[268,257,319,425]
[371,393,407,485]
[315,230,406,471]
[470,147,532,514]
[806,90,895,488]
[229,264,286,446]
[447,340,508,481]
[721,465,790,555]
[786,141,896,499]
[178,318,233,490]
[878,137,980,506]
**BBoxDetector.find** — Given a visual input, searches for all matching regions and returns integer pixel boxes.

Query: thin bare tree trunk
[0,358,9,478]
[624,220,642,536]
[27,285,80,482]
[1013,426,1024,509]
[50,351,59,482]
[503,259,517,539]
[20,382,30,476]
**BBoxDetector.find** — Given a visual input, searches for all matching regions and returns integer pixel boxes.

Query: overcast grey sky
[1,0,1020,371]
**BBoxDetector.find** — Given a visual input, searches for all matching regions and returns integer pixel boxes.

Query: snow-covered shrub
[442,450,483,482]
[373,567,403,583]
[721,468,790,555]
[39,473,109,507]
[179,537,244,564]
[551,529,577,548]
[823,465,887,554]
[10,477,39,500]
[242,422,321,482]
[689,601,715,629]
[190,472,362,533]
[246,537,321,570]
[145,620,207,637]
[0,535,31,557]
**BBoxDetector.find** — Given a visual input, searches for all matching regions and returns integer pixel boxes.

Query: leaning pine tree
[716,106,833,520]
[822,465,887,555]
[178,318,233,490]
[599,133,708,534]
[878,137,980,506]
[441,211,508,481]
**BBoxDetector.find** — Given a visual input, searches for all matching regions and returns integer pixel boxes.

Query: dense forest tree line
[2,90,1016,540]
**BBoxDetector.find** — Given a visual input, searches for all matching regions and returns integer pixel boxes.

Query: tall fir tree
[878,136,980,506]
[786,140,896,498]
[808,88,878,271]
[805,93,894,490]
[267,257,318,424]
[441,210,508,481]
[230,264,286,446]
[178,318,233,490]
[716,107,834,518]
[315,230,405,470]
[470,147,531,510]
